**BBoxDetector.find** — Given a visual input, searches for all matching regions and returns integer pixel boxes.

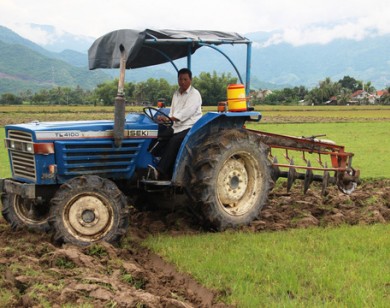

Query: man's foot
[147,165,159,180]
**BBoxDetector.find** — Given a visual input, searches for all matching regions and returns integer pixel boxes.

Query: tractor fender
[172,110,262,185]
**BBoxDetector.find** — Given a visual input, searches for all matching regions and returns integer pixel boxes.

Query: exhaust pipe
[114,44,126,147]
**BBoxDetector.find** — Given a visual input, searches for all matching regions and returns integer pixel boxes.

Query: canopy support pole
[114,44,126,148]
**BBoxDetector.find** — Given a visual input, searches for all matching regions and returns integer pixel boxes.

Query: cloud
[7,23,64,45]
[1,0,390,47]
[259,11,390,47]
[271,22,375,46]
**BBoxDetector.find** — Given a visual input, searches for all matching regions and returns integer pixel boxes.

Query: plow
[252,130,360,195]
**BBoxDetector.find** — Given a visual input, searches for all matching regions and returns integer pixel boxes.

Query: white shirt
[169,85,202,133]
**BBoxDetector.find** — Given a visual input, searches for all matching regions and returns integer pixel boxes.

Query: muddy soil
[0,179,389,307]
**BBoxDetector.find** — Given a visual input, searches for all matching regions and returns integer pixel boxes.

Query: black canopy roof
[88,29,249,70]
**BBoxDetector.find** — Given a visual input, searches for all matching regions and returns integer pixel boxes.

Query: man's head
[178,68,192,93]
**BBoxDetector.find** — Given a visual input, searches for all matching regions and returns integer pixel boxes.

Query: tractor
[0,29,360,246]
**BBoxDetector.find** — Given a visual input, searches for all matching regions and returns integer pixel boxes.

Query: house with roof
[375,90,389,104]
[251,89,273,100]
[350,90,376,104]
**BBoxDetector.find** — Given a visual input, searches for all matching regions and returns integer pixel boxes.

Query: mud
[0,179,389,307]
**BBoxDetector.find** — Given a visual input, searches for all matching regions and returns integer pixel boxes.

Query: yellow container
[227,84,247,112]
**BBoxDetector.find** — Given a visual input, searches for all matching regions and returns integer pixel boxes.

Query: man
[150,68,202,180]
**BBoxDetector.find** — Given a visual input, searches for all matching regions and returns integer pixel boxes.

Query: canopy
[88,29,249,70]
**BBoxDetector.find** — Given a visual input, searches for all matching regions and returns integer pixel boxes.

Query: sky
[1,0,390,47]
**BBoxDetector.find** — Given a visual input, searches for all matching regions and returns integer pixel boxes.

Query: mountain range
[0,25,389,95]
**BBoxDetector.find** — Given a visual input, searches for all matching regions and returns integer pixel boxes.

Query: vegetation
[258,76,390,105]
[0,128,8,177]
[1,73,389,107]
[0,39,108,94]
[0,72,237,107]
[260,86,308,105]
[192,71,237,104]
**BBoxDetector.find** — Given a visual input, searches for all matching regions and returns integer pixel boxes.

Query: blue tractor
[0,29,359,246]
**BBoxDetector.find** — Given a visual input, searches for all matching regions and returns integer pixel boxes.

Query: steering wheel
[143,107,173,127]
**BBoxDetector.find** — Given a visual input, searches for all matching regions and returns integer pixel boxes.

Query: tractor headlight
[25,143,34,153]
[5,138,54,154]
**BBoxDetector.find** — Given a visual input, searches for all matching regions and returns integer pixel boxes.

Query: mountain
[0,25,54,58]
[1,24,390,95]
[0,26,110,94]
[185,32,390,89]
[56,49,88,67]
[27,24,94,53]
[247,34,390,89]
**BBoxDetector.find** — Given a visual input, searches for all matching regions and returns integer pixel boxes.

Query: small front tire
[49,176,129,246]
[1,193,50,232]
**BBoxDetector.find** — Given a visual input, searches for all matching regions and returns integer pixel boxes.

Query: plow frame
[249,129,360,195]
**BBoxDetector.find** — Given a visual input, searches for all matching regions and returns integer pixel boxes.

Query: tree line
[257,76,390,105]
[1,73,389,106]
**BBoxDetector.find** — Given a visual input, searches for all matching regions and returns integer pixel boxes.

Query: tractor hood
[88,29,249,70]
[5,114,156,143]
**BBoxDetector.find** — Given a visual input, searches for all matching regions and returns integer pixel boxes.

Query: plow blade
[250,130,360,195]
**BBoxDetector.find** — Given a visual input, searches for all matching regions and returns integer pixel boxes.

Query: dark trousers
[157,128,189,179]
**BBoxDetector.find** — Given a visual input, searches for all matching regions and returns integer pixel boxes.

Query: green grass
[0,128,10,178]
[256,105,390,122]
[145,224,390,307]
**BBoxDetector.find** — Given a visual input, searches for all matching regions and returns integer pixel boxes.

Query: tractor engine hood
[5,114,157,143]
[4,115,158,185]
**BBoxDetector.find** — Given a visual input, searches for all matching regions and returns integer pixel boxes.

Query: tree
[304,77,341,105]
[338,76,361,92]
[337,88,352,105]
[66,86,84,105]
[94,80,118,105]
[362,81,376,93]
[262,86,308,105]
[0,93,22,105]
[380,87,390,105]
[133,78,174,104]
[319,77,341,102]
[338,76,376,94]
[31,89,50,104]
[19,90,33,104]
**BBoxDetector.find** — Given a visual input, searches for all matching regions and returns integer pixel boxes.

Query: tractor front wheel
[188,129,273,230]
[1,193,50,232]
[49,176,129,246]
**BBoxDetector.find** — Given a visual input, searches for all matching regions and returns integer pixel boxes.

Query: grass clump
[86,244,108,257]
[54,257,76,269]
[121,272,146,290]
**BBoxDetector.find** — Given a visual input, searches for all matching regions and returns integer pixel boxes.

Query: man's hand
[157,115,179,122]
[156,115,172,123]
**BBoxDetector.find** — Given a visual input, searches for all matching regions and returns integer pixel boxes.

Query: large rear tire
[49,176,129,246]
[1,193,50,232]
[188,129,272,230]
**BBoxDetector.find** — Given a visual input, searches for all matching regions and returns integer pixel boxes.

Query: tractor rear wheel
[188,129,272,230]
[49,176,129,246]
[1,193,50,232]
